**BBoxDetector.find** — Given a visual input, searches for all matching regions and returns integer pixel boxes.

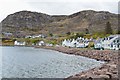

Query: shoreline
[35,46,118,79]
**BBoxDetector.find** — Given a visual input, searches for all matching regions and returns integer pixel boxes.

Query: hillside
[1,10,118,37]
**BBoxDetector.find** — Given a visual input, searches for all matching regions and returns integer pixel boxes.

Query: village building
[38,41,45,46]
[14,41,26,46]
[46,43,53,47]
[2,32,13,37]
[94,35,120,50]
[62,37,89,48]
[25,34,46,39]
[101,35,120,50]
[94,38,104,50]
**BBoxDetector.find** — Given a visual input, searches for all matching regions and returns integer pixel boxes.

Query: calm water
[1,46,104,78]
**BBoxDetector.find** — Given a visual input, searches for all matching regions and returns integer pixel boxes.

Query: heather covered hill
[1,10,118,37]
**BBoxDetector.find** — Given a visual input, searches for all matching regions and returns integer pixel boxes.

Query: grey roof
[108,35,120,38]
[94,38,103,43]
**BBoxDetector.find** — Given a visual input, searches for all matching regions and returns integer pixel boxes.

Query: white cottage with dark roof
[14,41,26,46]
[94,35,120,50]
[62,37,89,48]
[101,35,120,50]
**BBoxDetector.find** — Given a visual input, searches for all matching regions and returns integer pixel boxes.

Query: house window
[113,40,116,43]
[117,45,119,48]
[117,40,119,43]
[111,45,113,48]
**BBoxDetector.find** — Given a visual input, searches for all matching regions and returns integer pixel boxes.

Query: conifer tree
[105,21,113,34]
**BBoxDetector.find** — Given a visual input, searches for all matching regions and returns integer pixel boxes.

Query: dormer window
[113,40,116,43]
[109,37,114,40]
[117,39,119,43]
[111,45,113,48]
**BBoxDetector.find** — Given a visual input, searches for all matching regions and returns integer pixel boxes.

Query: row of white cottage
[14,35,120,50]
[14,41,26,46]
[94,35,120,50]
[14,41,53,47]
[62,37,90,48]
[62,35,120,50]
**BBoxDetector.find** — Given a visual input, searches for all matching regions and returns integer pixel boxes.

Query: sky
[0,0,119,22]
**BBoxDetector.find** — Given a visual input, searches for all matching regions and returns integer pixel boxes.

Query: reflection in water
[2,46,104,78]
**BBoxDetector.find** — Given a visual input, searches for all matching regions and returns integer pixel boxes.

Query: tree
[74,33,84,39]
[31,39,39,44]
[118,26,120,34]
[105,21,113,34]
[66,32,71,35]
[49,33,53,37]
[85,28,89,34]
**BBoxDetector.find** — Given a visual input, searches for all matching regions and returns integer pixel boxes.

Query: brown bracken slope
[1,10,118,37]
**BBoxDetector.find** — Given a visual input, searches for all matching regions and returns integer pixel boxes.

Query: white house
[2,32,13,37]
[62,37,89,48]
[101,35,120,50]
[70,39,78,47]
[14,41,26,46]
[25,35,32,38]
[94,35,120,50]
[76,43,85,48]
[94,38,104,50]
[62,39,71,47]
[25,34,46,39]
[38,41,45,46]
[46,43,53,47]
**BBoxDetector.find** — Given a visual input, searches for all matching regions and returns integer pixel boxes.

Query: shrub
[68,33,83,39]
[84,34,91,39]
[49,33,53,37]
[66,32,71,35]
[85,28,89,34]
[88,42,94,48]
[31,39,39,44]
[46,40,57,45]
[92,33,108,39]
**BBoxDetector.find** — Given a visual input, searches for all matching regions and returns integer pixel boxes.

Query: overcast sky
[0,0,119,22]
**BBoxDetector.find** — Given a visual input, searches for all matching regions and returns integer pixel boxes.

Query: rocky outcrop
[1,11,53,28]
